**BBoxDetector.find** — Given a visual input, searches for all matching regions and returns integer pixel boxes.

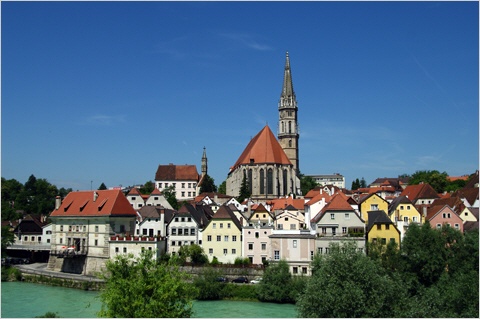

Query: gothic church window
[267,169,273,194]
[260,169,265,195]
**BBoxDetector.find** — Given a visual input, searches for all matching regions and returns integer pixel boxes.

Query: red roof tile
[155,164,199,181]
[50,190,136,217]
[230,125,292,172]
[400,184,440,202]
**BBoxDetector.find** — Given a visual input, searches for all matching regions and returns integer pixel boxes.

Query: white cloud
[83,114,126,126]
[218,32,273,51]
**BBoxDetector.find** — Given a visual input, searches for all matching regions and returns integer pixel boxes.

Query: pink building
[426,204,464,232]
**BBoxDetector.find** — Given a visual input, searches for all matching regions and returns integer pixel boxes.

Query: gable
[230,125,292,172]
[155,164,199,181]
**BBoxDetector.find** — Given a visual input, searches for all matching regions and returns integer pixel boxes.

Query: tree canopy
[408,170,449,193]
[98,250,196,318]
[300,175,318,195]
[139,181,155,195]
[199,174,217,193]
[1,175,72,220]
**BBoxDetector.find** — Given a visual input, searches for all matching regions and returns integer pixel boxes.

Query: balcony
[50,247,88,258]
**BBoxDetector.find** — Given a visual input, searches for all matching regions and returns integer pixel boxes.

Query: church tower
[201,147,208,176]
[278,51,299,175]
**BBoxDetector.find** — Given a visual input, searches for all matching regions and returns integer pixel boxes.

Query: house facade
[269,233,316,275]
[48,190,137,275]
[366,210,401,247]
[155,164,200,201]
[201,205,243,263]
[311,194,366,254]
[242,225,273,265]
[426,205,464,232]
[359,193,389,222]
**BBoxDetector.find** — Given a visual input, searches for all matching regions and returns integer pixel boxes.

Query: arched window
[260,169,265,195]
[267,169,273,194]
[281,122,284,133]
[288,140,292,147]
[288,121,292,133]
[283,169,288,195]
[248,169,253,194]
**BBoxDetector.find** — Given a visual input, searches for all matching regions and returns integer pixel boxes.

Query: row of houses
[7,172,478,276]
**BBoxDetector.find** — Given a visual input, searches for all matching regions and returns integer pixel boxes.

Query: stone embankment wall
[180,265,264,279]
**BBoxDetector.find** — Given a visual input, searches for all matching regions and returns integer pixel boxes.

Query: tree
[192,267,226,300]
[178,244,208,266]
[217,180,226,194]
[360,177,367,188]
[300,175,318,195]
[98,183,107,190]
[351,178,361,190]
[409,170,448,193]
[297,241,406,318]
[199,174,217,193]
[162,185,179,210]
[1,225,15,257]
[237,174,251,203]
[139,181,155,195]
[257,260,295,303]
[98,250,196,318]
[1,178,23,221]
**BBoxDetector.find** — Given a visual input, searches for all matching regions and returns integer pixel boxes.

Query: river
[1,282,297,318]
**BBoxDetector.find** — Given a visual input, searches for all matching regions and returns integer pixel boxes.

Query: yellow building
[201,205,243,264]
[387,195,423,240]
[358,193,389,222]
[366,210,401,247]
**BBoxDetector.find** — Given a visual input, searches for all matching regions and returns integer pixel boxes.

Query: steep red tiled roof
[400,184,440,202]
[230,125,292,172]
[150,188,162,195]
[453,188,479,207]
[50,190,136,217]
[127,188,142,196]
[268,197,304,210]
[305,192,332,206]
[311,194,354,223]
[155,164,199,181]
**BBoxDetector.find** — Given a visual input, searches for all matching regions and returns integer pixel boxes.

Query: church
[226,52,301,200]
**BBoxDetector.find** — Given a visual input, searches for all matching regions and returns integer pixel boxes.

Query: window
[223,249,228,255]
[190,229,195,235]
[293,267,298,274]
[381,238,387,245]
[60,225,63,231]
[330,213,335,220]
[115,247,119,253]
[332,227,337,236]
[285,217,289,221]
[59,238,63,244]
[172,228,177,235]
[171,241,176,246]
[188,217,191,222]
[207,235,212,242]
[227,223,231,229]
[390,238,396,243]
[413,216,418,222]
[437,224,441,229]
[95,239,98,246]
[407,206,411,210]
[261,243,267,250]
[322,227,327,234]
[342,227,347,234]
[232,249,236,254]
[454,223,460,230]
[290,224,296,230]
[345,213,350,219]
[376,224,381,230]
[232,235,237,242]
[248,243,254,250]
[311,251,314,260]
[274,250,280,261]
[178,229,183,235]
[302,267,308,274]
[182,183,185,188]
[371,204,379,211]
[181,192,185,197]
[209,248,213,254]
[447,213,451,218]
[224,235,229,242]
[216,235,221,242]
[318,247,323,254]
[255,232,259,238]
[293,240,297,248]
[213,223,216,229]
[175,217,179,222]
[68,226,72,231]
[400,205,404,210]
[158,183,162,188]
[386,224,390,230]
[404,217,408,223]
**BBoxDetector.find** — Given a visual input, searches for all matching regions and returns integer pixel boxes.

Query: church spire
[201,147,208,176]
[278,51,300,175]
[281,51,296,101]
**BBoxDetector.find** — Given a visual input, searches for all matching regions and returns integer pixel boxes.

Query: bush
[257,260,294,303]
[193,267,225,300]
[1,266,22,281]
[234,257,251,265]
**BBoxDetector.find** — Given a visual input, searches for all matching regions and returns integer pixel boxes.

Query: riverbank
[6,263,104,290]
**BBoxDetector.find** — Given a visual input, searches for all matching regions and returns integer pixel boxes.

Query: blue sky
[2,1,478,191]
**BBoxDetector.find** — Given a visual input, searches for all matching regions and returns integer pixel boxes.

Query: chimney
[93,191,99,202]
[55,196,61,210]
[422,206,427,218]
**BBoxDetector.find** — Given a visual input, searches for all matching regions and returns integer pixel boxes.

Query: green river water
[1,282,297,318]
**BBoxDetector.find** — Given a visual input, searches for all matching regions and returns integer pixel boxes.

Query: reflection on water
[1,282,297,318]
